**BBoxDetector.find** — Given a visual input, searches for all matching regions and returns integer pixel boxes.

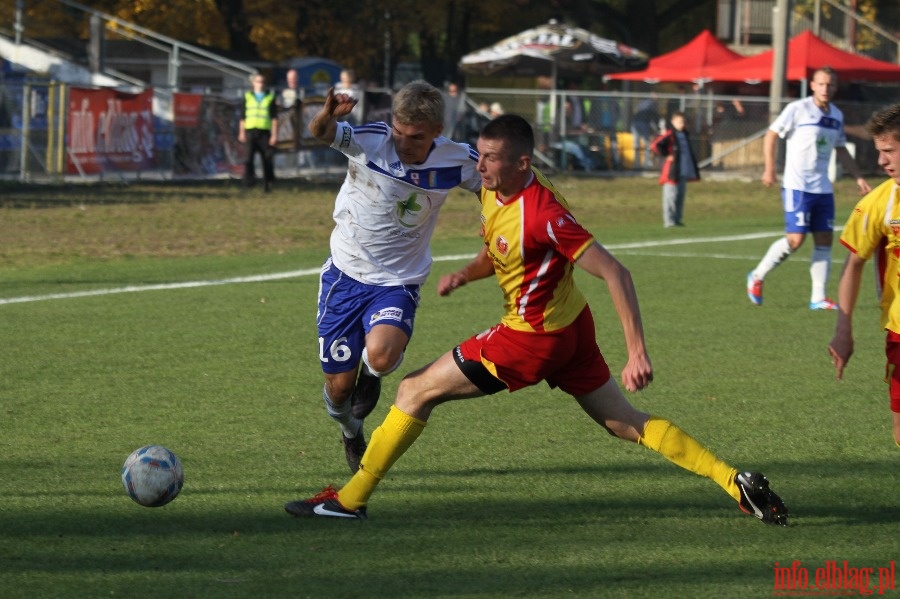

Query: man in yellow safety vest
[239,73,278,192]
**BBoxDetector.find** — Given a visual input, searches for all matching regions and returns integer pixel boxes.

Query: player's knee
[363,348,404,377]
[363,351,392,374]
[787,236,805,251]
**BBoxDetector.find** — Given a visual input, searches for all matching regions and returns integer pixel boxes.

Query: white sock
[323,386,361,438]
[753,237,794,280]
[810,246,831,304]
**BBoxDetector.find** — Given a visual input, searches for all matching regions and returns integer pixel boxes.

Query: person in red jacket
[651,112,700,227]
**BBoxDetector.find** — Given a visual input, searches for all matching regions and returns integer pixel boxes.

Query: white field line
[0,230,798,306]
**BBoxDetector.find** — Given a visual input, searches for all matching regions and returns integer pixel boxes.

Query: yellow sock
[638,416,740,502]
[338,405,426,510]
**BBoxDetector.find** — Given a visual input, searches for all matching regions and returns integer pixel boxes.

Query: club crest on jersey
[495,235,509,256]
[370,307,403,324]
[890,221,900,237]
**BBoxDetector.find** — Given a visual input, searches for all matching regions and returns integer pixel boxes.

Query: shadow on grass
[2,460,896,597]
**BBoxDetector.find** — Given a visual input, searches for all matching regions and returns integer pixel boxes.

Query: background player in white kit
[307,80,482,472]
[746,66,870,310]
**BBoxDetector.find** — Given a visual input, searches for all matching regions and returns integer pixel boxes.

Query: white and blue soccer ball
[121,445,184,507]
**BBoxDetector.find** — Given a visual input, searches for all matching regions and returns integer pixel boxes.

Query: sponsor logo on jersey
[370,307,403,324]
[396,193,433,228]
[340,128,352,148]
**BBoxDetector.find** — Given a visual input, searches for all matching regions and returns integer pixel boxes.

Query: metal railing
[51,0,256,91]
[2,82,889,182]
[728,0,899,62]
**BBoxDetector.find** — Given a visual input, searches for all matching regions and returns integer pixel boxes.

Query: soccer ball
[121,445,184,507]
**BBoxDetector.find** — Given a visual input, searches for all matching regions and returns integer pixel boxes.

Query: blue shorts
[316,259,420,375]
[781,189,835,234]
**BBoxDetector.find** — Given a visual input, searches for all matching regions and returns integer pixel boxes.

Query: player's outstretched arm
[308,87,359,142]
[828,253,866,379]
[576,242,653,392]
[438,247,494,296]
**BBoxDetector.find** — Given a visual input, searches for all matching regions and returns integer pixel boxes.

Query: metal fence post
[19,83,30,182]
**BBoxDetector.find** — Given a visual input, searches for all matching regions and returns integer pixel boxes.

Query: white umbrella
[459,20,647,80]
[459,20,647,157]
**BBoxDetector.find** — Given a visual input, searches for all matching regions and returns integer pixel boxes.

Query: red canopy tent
[606,30,742,86]
[703,30,900,83]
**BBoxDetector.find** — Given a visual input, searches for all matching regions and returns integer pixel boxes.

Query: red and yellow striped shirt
[840,180,900,334]
[479,169,595,332]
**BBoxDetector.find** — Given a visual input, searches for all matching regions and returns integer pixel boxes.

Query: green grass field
[1,175,897,598]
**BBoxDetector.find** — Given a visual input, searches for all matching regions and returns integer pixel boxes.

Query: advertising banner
[67,88,155,175]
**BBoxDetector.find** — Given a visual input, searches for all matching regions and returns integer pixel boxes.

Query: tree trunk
[214,0,258,57]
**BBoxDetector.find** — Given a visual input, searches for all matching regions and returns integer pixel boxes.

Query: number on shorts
[319,336,352,364]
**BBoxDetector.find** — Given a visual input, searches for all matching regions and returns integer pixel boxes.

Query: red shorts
[458,306,611,396]
[885,331,900,413]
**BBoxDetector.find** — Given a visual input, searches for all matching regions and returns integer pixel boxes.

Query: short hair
[480,114,535,160]
[670,111,685,120]
[392,80,444,127]
[866,103,900,141]
[812,66,837,80]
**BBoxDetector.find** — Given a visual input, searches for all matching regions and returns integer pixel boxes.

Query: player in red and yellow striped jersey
[829,103,900,447]
[480,167,590,333]
[285,114,789,525]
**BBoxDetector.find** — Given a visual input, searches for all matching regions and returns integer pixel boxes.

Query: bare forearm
[836,147,858,176]
[464,249,495,282]
[835,255,865,335]
[308,110,337,142]
[438,247,495,296]
[606,263,648,358]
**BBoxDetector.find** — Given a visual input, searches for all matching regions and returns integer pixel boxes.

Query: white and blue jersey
[328,121,482,286]
[770,96,847,194]
[316,121,480,374]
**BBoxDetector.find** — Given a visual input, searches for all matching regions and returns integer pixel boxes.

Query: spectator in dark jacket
[651,112,699,227]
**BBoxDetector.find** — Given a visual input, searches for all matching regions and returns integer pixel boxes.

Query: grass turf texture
[1,176,897,598]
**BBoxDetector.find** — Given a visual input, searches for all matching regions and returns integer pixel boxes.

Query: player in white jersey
[307,80,482,472]
[747,67,870,310]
